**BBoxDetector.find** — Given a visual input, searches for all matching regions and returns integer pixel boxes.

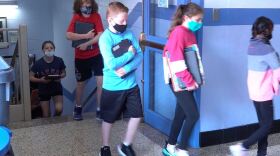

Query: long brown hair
[167,2,203,37]
[73,0,98,14]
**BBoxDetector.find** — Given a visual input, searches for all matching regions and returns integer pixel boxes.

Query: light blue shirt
[99,28,143,91]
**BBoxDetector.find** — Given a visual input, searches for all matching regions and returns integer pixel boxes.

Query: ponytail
[167,2,203,37]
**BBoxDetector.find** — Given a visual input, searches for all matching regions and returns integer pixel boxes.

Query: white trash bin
[0,56,15,126]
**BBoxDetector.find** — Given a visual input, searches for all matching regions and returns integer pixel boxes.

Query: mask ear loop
[109,17,115,27]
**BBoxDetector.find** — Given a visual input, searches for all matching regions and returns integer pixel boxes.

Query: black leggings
[243,100,274,156]
[168,86,199,150]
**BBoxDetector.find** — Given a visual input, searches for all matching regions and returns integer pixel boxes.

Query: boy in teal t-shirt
[98,2,143,156]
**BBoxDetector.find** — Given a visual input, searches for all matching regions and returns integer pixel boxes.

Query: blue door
[142,0,202,148]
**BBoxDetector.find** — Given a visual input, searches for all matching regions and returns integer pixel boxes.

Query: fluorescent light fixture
[0,0,17,5]
[0,5,18,9]
[0,0,19,18]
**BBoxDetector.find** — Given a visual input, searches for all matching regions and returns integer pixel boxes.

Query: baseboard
[200,119,280,147]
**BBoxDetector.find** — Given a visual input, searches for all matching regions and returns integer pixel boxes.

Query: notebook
[45,74,61,81]
[167,48,202,91]
[180,47,202,88]
[111,39,135,78]
[112,39,132,57]
[72,21,95,50]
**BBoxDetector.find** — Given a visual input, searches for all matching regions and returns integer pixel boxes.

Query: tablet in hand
[46,74,61,80]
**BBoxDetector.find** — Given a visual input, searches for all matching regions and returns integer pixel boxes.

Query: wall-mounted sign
[0,17,7,42]
[158,0,169,8]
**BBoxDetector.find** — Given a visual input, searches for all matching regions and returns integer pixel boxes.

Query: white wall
[0,0,54,57]
[200,24,280,132]
[201,25,253,131]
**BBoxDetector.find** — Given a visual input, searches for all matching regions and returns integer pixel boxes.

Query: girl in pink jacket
[230,16,280,156]
[162,3,204,156]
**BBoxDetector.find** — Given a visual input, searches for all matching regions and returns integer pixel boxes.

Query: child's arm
[66,30,95,41]
[55,58,67,82]
[30,71,50,84]
[99,35,135,70]
[119,35,143,74]
[30,63,50,83]
[264,52,280,71]
[78,32,102,51]
[54,69,66,83]
[60,69,66,79]
[77,14,104,50]
[166,28,196,89]
[66,15,95,41]
[264,52,280,93]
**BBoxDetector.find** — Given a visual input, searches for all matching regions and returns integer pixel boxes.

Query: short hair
[106,1,129,19]
[42,40,55,50]
[73,0,98,14]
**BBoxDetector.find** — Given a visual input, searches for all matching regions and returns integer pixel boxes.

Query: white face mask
[45,50,55,57]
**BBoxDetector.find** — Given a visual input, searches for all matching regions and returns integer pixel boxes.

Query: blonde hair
[106,1,128,19]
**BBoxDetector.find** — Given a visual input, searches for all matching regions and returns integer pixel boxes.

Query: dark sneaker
[96,110,101,120]
[117,144,136,156]
[73,106,83,121]
[100,146,111,156]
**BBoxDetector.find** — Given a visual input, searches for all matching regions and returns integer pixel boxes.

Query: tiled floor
[7,114,280,156]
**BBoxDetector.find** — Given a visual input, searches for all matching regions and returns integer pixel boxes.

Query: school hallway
[6,113,280,156]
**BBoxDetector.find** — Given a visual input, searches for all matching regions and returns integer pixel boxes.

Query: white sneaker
[175,149,189,156]
[229,143,248,156]
[167,144,176,154]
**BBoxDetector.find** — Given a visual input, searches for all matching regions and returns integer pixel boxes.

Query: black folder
[112,39,132,57]
[112,39,135,78]
[175,47,202,89]
[45,74,61,81]
[182,47,202,87]
[72,21,95,50]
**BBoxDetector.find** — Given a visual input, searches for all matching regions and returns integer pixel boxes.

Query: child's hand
[86,29,95,39]
[78,43,89,51]
[115,68,126,77]
[128,46,136,55]
[187,82,199,91]
[40,77,51,84]
[54,75,63,83]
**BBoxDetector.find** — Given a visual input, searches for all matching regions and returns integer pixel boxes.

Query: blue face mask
[188,20,203,32]
[80,6,92,15]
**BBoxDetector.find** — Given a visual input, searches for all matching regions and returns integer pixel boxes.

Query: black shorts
[100,86,143,123]
[75,54,104,82]
[39,90,63,101]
